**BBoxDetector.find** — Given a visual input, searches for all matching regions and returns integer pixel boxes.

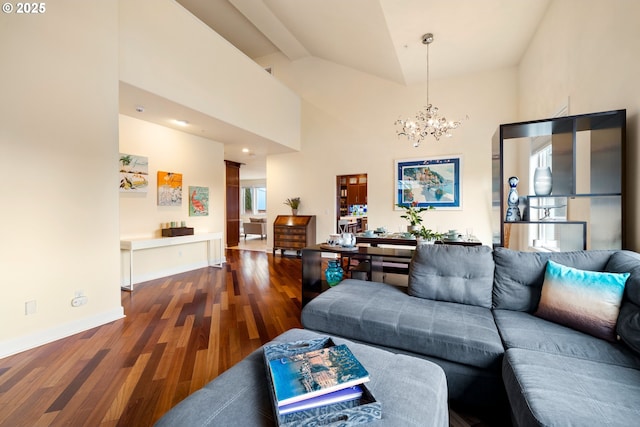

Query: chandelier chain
[426,37,430,106]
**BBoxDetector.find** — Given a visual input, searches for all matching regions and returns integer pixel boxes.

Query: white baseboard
[0,307,125,359]
[122,257,227,286]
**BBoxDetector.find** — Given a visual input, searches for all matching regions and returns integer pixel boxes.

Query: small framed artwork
[119,153,149,192]
[395,155,462,209]
[157,171,183,206]
[189,186,209,216]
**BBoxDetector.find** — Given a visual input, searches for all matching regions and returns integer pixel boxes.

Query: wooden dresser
[273,215,316,256]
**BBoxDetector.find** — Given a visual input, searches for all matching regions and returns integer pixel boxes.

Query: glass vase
[325,259,344,287]
[533,167,552,196]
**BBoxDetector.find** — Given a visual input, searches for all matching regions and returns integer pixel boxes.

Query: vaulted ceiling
[177,0,550,84]
[123,0,551,179]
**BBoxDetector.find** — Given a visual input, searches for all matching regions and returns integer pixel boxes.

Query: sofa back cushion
[605,250,640,306]
[408,244,494,308]
[492,248,614,311]
[605,250,640,355]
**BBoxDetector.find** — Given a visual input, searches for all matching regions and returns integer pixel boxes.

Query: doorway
[336,174,368,233]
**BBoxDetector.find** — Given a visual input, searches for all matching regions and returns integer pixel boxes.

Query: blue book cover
[268,344,369,407]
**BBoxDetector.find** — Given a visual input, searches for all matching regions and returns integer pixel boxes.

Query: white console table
[120,232,224,291]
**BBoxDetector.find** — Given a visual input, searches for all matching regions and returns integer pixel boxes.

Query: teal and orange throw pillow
[535,260,629,341]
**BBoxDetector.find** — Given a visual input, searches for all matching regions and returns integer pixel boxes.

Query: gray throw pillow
[408,244,494,308]
[617,302,640,355]
[606,250,640,355]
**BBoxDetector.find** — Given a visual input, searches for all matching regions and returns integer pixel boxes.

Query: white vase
[533,167,552,196]
[407,225,420,233]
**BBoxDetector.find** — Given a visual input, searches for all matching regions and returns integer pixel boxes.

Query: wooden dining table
[355,234,482,247]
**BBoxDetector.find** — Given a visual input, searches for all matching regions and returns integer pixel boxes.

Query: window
[241,186,266,215]
[529,140,556,250]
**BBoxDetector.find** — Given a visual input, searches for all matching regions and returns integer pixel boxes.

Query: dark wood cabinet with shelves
[338,177,348,217]
[492,109,625,251]
[273,215,317,256]
[336,174,367,221]
[347,175,367,205]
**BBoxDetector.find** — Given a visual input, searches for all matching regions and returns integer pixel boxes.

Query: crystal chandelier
[395,33,464,147]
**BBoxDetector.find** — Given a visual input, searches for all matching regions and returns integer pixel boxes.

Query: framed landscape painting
[395,155,462,209]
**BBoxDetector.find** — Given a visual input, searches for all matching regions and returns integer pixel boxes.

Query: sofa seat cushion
[492,248,614,312]
[409,244,494,308]
[503,348,640,427]
[301,280,504,370]
[494,309,640,369]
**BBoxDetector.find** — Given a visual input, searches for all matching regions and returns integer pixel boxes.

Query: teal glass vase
[325,260,344,286]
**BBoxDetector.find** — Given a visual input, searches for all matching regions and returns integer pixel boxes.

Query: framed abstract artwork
[119,153,149,192]
[189,186,209,216]
[157,171,183,206]
[395,155,462,209]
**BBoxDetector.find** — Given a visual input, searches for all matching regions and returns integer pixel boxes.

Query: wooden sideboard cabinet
[273,215,316,256]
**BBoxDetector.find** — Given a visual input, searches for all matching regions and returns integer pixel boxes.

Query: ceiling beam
[229,0,310,60]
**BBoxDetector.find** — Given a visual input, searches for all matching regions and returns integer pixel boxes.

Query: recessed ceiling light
[242,148,250,153]
[173,119,189,126]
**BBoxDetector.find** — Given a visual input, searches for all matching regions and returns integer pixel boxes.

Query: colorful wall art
[395,155,462,209]
[157,171,183,206]
[189,186,209,216]
[119,153,149,192]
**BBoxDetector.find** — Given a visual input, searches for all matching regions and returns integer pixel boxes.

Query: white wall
[0,1,123,357]
[119,115,225,285]
[119,0,301,151]
[518,0,640,250]
[262,55,518,247]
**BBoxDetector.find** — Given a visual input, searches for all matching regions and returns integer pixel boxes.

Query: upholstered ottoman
[155,328,449,426]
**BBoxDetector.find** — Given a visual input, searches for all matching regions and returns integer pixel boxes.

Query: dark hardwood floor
[0,250,484,426]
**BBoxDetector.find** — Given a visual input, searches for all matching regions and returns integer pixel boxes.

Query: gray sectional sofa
[301,245,640,426]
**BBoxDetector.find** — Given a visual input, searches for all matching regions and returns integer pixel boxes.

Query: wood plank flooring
[0,250,485,427]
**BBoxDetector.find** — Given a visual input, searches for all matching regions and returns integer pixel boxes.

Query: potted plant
[397,201,433,232]
[414,226,443,244]
[284,197,301,215]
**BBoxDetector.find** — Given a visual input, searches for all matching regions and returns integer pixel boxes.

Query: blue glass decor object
[505,176,521,222]
[325,260,344,286]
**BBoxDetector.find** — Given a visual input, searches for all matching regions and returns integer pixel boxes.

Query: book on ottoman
[268,343,370,407]
[263,336,381,426]
[278,385,363,415]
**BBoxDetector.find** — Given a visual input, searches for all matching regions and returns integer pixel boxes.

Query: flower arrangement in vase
[284,197,301,215]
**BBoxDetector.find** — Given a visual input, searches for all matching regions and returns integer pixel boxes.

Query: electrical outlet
[71,296,88,307]
[25,300,37,315]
